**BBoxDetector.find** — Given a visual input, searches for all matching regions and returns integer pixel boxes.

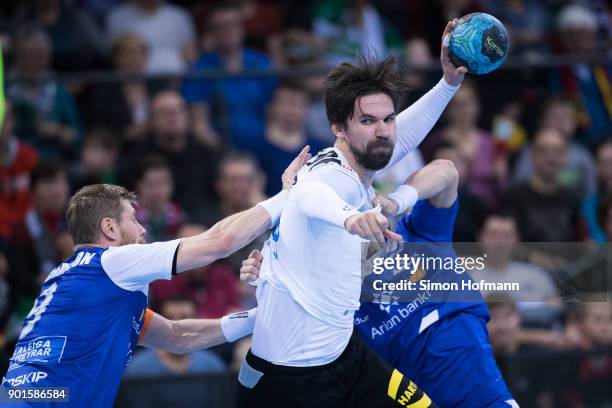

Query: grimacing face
[337,93,397,171]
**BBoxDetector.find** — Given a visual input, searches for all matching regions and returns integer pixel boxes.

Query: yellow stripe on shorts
[387,369,404,399]
[406,393,432,408]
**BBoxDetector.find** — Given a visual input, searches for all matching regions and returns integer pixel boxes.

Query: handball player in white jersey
[237,22,467,408]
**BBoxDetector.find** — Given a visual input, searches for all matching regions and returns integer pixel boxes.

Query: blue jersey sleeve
[396,199,458,243]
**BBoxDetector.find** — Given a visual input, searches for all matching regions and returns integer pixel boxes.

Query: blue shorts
[394,312,517,407]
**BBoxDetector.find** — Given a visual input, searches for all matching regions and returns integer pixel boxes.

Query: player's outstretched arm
[294,179,401,245]
[139,308,256,353]
[175,146,310,272]
[375,159,459,216]
[383,21,467,171]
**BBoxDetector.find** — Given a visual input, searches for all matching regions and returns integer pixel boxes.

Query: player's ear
[100,216,119,241]
[331,123,345,139]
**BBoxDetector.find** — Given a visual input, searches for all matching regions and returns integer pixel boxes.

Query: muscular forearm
[177,192,287,272]
[405,159,458,208]
[169,318,226,353]
[141,309,256,354]
[383,159,458,215]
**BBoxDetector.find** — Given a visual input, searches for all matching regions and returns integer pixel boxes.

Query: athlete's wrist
[221,308,257,342]
[387,185,419,215]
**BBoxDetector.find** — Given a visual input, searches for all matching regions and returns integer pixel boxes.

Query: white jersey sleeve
[101,239,181,293]
[382,77,459,171]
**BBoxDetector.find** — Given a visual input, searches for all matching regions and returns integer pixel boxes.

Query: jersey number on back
[19,282,58,340]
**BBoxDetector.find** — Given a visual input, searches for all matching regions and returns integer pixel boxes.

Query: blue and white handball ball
[448,13,509,75]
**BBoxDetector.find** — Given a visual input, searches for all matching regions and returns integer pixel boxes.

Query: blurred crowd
[0,0,611,402]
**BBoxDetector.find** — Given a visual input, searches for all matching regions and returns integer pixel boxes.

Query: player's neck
[73,238,116,251]
[334,141,376,184]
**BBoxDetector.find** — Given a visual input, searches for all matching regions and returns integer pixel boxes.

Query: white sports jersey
[254,147,374,365]
[252,78,460,366]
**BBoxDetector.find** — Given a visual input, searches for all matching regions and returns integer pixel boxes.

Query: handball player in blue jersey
[1,148,310,407]
[241,159,518,407]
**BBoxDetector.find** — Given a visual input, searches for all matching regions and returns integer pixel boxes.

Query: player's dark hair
[66,184,137,244]
[31,159,66,188]
[324,55,408,129]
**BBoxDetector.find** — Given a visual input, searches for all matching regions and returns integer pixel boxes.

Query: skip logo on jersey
[2,371,48,386]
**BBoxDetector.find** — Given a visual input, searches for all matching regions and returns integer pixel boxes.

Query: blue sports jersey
[355,199,490,362]
[1,240,180,407]
[355,200,516,406]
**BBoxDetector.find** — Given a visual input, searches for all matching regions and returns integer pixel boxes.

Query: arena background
[0,0,611,407]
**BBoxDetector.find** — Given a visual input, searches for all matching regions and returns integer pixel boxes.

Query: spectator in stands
[550,4,611,148]
[11,0,105,71]
[485,0,551,56]
[504,129,581,242]
[403,37,438,91]
[486,293,571,356]
[81,32,159,142]
[0,250,9,329]
[421,80,508,208]
[600,194,612,242]
[6,160,71,302]
[486,293,523,355]
[0,251,9,375]
[0,101,39,241]
[134,154,184,243]
[258,81,327,196]
[69,129,120,191]
[472,211,561,325]
[583,140,612,242]
[107,0,197,73]
[8,26,82,159]
[432,143,488,241]
[565,295,612,349]
[210,152,267,274]
[183,0,276,150]
[311,0,403,64]
[125,90,217,220]
[149,223,241,319]
[240,0,285,52]
[513,98,596,199]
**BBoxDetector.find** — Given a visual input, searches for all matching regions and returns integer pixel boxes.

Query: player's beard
[119,227,145,245]
[350,138,394,170]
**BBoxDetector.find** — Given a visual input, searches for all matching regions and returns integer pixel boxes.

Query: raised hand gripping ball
[448,13,509,75]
